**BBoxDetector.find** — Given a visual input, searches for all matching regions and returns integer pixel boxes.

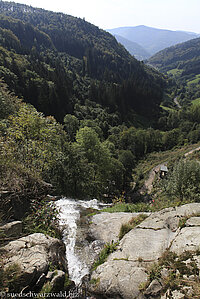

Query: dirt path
[140,145,200,195]
[140,164,165,195]
[184,146,200,157]
[174,97,181,108]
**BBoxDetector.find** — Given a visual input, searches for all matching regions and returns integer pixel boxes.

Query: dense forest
[0,1,165,123]
[0,1,200,212]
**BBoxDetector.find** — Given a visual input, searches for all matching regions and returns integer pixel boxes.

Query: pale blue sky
[4,0,200,33]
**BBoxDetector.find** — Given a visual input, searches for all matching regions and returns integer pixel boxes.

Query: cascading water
[56,198,107,286]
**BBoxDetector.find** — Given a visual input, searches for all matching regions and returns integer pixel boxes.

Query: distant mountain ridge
[107,25,198,56]
[111,34,151,60]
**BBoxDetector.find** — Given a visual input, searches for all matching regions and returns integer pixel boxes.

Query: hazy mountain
[111,34,151,60]
[107,25,198,55]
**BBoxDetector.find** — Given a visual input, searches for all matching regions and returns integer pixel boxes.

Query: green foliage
[119,214,148,240]
[74,126,125,197]
[112,192,126,205]
[92,241,119,270]
[38,282,52,298]
[149,37,200,107]
[119,223,133,240]
[148,263,162,282]
[64,114,79,141]
[164,159,200,201]
[102,202,151,213]
[64,273,72,289]
[0,79,20,119]
[23,199,61,238]
[0,2,200,207]
[179,216,189,229]
[89,278,100,285]
[0,262,22,292]
[0,2,165,124]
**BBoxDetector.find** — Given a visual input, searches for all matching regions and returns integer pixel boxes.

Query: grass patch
[167,68,183,76]
[89,277,100,285]
[192,97,200,106]
[179,213,200,229]
[0,262,22,292]
[187,75,200,86]
[92,241,119,270]
[101,196,195,215]
[38,282,52,298]
[101,202,151,213]
[119,214,148,240]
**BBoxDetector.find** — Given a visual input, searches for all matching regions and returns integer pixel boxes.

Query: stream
[55,198,107,286]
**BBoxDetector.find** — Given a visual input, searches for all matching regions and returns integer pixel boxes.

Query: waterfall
[56,198,107,286]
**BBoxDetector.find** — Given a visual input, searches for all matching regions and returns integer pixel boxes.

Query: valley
[0,1,200,298]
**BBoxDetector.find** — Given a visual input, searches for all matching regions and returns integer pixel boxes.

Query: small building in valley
[160,165,168,178]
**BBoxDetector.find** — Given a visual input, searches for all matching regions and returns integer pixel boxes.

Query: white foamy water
[55,198,107,285]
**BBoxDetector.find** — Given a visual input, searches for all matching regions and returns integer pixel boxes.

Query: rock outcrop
[89,203,200,299]
[89,212,150,243]
[0,221,22,238]
[1,233,67,292]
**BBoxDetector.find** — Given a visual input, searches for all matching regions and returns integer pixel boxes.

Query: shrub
[119,214,148,240]
[165,159,200,201]
[92,241,119,270]
[23,199,61,238]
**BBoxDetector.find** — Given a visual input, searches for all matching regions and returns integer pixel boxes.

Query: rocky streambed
[1,201,200,298]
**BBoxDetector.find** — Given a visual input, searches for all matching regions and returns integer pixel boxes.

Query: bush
[165,159,200,201]
[23,199,61,238]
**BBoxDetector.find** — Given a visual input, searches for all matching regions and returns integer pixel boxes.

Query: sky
[4,0,200,33]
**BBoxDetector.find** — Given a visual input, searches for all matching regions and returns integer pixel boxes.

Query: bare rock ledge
[88,203,200,299]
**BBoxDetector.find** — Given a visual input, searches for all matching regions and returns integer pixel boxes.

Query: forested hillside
[0,1,165,123]
[0,1,200,207]
[148,37,200,106]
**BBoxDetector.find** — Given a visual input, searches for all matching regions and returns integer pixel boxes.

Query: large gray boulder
[89,203,200,299]
[89,212,150,243]
[90,261,148,299]
[1,233,67,291]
